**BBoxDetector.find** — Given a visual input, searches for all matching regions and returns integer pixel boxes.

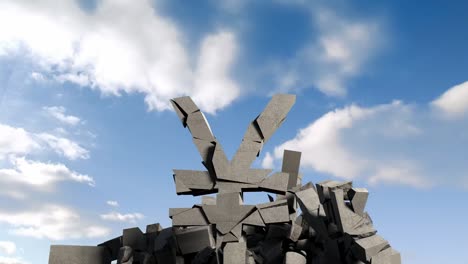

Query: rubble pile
[49,95,401,264]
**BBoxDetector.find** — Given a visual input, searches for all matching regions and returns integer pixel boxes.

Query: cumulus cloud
[0,123,89,160]
[106,200,119,207]
[0,124,39,160]
[0,157,95,189]
[271,6,382,96]
[264,95,468,189]
[38,133,89,160]
[0,205,110,240]
[431,81,468,118]
[43,106,81,126]
[0,0,240,114]
[100,211,144,223]
[0,256,29,264]
[0,241,16,255]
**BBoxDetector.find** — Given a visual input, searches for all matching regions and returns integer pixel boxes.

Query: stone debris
[49,95,400,264]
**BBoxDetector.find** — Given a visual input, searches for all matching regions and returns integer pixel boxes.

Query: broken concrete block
[49,245,111,264]
[224,242,247,264]
[284,251,306,264]
[172,207,208,226]
[175,226,215,255]
[123,227,146,251]
[352,235,390,262]
[348,188,369,216]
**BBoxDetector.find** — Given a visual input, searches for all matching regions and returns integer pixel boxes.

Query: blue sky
[0,0,467,263]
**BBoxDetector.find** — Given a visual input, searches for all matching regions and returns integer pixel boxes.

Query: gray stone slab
[186,110,215,140]
[222,232,238,243]
[173,170,214,190]
[192,138,216,166]
[259,172,289,194]
[352,235,389,262]
[348,188,369,216]
[169,208,192,217]
[98,237,121,260]
[49,245,111,264]
[284,251,306,264]
[211,143,231,180]
[172,208,208,226]
[257,199,288,209]
[281,150,302,189]
[117,246,133,263]
[154,228,174,252]
[123,227,146,251]
[370,247,401,264]
[258,204,290,224]
[242,122,263,141]
[170,100,188,126]
[330,189,376,236]
[231,140,263,171]
[246,169,272,184]
[289,222,303,242]
[242,210,265,227]
[295,187,321,217]
[174,175,191,194]
[175,226,215,255]
[255,94,296,142]
[171,96,199,115]
[202,196,216,205]
[224,242,247,264]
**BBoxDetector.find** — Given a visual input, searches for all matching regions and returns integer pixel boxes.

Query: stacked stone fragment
[49,95,401,264]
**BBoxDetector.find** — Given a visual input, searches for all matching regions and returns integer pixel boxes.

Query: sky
[0,0,467,263]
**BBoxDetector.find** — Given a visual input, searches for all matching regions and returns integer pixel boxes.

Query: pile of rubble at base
[49,95,401,264]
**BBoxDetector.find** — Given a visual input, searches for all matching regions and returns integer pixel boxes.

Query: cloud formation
[100,211,144,223]
[431,81,468,118]
[271,6,382,96]
[264,87,468,188]
[0,157,95,189]
[0,0,240,114]
[0,123,89,161]
[43,106,81,126]
[0,241,16,255]
[0,205,110,240]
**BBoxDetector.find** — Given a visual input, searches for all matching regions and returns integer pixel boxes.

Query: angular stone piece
[173,170,214,190]
[330,188,376,236]
[348,188,369,216]
[352,235,389,262]
[242,210,265,227]
[370,247,401,264]
[98,237,121,260]
[186,110,215,140]
[255,94,296,142]
[202,196,216,205]
[171,96,199,115]
[172,208,208,226]
[258,204,290,224]
[49,245,111,264]
[224,242,247,264]
[259,172,289,194]
[295,186,320,217]
[281,150,301,189]
[117,246,133,263]
[123,227,146,251]
[223,232,239,243]
[175,226,215,255]
[284,251,306,264]
[289,222,303,242]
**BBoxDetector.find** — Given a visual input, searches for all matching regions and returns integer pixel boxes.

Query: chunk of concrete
[123,227,146,251]
[172,207,208,226]
[49,245,111,264]
[175,226,215,255]
[348,188,369,216]
[224,242,247,264]
[352,235,389,262]
[284,251,306,264]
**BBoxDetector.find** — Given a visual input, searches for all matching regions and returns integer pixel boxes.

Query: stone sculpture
[49,94,401,264]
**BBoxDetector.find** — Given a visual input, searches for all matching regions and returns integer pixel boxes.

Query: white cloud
[100,211,144,223]
[264,99,466,188]
[0,124,39,160]
[38,133,89,160]
[272,7,382,97]
[106,200,119,207]
[0,123,89,161]
[0,0,240,114]
[0,256,29,264]
[43,106,81,126]
[0,205,110,240]
[261,152,275,169]
[431,81,468,118]
[0,157,95,188]
[0,241,16,255]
